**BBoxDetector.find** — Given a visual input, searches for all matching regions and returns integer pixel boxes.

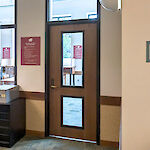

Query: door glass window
[0,0,15,25]
[0,0,16,85]
[62,32,83,87]
[49,0,97,21]
[61,96,84,128]
[0,29,15,83]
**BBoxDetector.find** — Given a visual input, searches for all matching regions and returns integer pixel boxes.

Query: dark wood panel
[0,134,9,142]
[0,105,10,112]
[0,120,9,127]
[0,98,25,148]
[100,96,121,106]
[20,91,45,100]
[0,127,10,135]
[10,98,26,146]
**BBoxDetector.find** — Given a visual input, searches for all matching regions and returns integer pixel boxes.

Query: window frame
[46,0,100,24]
[0,0,17,85]
[87,12,97,19]
[52,14,72,21]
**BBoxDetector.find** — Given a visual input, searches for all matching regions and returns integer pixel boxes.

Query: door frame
[45,0,101,145]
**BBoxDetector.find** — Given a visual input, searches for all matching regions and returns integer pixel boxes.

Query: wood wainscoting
[20,91,45,100]
[20,91,121,106]
[100,96,121,106]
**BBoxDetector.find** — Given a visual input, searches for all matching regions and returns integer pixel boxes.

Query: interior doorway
[49,23,97,142]
[45,0,100,145]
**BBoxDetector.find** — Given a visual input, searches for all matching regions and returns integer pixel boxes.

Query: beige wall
[17,0,121,143]
[26,100,45,132]
[101,105,121,142]
[17,0,45,132]
[122,0,150,150]
[101,7,121,97]
[100,5,121,142]
[17,0,45,92]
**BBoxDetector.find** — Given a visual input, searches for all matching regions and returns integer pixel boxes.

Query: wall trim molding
[20,92,121,106]
[20,91,45,100]
[100,96,121,106]
[100,140,119,148]
[26,130,45,137]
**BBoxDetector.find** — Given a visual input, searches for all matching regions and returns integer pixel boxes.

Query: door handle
[51,79,57,89]
[51,85,57,89]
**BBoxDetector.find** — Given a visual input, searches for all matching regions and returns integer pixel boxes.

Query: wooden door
[49,23,97,141]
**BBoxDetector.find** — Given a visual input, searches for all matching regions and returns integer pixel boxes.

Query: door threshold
[49,135,96,144]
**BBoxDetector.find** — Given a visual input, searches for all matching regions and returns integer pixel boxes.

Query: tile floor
[0,136,118,150]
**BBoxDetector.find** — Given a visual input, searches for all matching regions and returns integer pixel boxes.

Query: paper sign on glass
[73,45,82,59]
[3,47,10,59]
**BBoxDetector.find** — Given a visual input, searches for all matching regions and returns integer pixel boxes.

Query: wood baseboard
[26,130,45,137]
[100,140,119,148]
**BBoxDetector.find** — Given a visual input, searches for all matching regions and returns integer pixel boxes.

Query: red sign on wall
[21,37,40,65]
[3,47,10,59]
[73,45,82,59]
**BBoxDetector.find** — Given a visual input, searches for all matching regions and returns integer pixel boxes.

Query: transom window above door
[0,0,15,25]
[48,0,98,21]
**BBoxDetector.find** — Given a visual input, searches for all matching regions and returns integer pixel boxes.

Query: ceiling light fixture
[99,0,122,12]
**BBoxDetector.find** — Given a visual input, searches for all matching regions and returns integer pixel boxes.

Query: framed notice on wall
[21,37,40,65]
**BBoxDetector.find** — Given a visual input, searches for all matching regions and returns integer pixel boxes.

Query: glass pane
[0,0,15,25]
[62,32,83,87]
[49,0,97,21]
[0,28,15,84]
[62,97,83,128]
